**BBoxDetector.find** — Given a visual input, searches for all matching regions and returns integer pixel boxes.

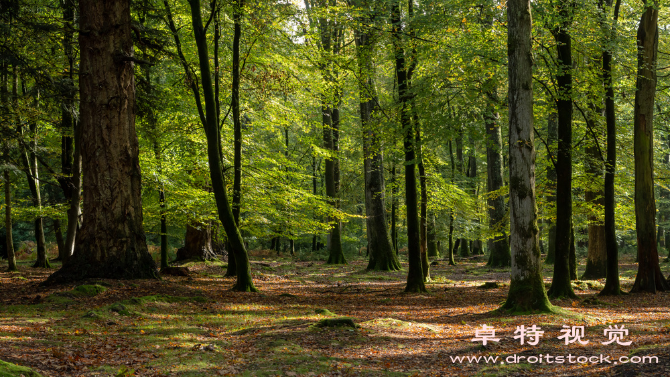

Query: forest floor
[1,251,670,376]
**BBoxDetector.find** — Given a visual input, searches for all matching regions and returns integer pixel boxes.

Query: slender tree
[392,0,424,292]
[547,0,576,299]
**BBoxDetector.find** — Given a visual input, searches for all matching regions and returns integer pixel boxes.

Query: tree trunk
[485,90,510,266]
[548,4,576,299]
[427,215,438,258]
[63,121,81,264]
[570,226,577,280]
[416,122,430,279]
[4,149,16,272]
[448,140,456,266]
[631,1,668,293]
[582,139,607,279]
[502,0,552,313]
[391,0,424,293]
[545,112,558,265]
[20,94,50,269]
[53,219,65,260]
[177,223,216,261]
[45,0,158,284]
[355,24,399,271]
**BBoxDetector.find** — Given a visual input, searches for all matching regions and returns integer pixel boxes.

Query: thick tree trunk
[502,0,552,313]
[392,0,424,292]
[582,141,607,278]
[45,0,158,284]
[548,5,576,299]
[176,223,217,261]
[632,2,668,293]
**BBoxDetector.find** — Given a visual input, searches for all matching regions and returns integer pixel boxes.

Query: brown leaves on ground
[0,255,669,376]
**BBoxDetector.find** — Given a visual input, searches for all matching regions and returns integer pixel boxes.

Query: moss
[73,284,107,296]
[501,272,554,314]
[121,295,208,306]
[315,308,336,317]
[0,360,43,377]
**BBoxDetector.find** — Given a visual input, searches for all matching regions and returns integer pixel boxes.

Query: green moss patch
[0,360,43,377]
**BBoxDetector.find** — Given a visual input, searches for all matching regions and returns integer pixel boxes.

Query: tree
[3,148,16,272]
[631,0,667,294]
[185,0,256,291]
[502,0,552,313]
[45,0,158,284]
[351,0,399,271]
[547,0,576,300]
[392,0,424,293]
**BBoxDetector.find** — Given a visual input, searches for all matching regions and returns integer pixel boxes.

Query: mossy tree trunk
[502,0,553,313]
[45,0,158,284]
[547,3,576,299]
[545,112,558,265]
[391,0,424,293]
[631,1,668,294]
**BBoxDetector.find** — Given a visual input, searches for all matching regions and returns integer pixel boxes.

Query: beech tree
[631,0,667,294]
[502,0,552,313]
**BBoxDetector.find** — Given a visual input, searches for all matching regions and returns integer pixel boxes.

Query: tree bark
[484,89,510,266]
[502,0,552,313]
[45,0,158,284]
[4,149,16,272]
[391,0,424,292]
[548,2,576,299]
[354,11,399,271]
[176,223,217,261]
[631,1,668,293]
[448,140,456,266]
[229,0,244,276]
[545,111,557,264]
[582,140,607,279]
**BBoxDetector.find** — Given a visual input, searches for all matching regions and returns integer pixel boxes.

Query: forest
[1,0,670,375]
